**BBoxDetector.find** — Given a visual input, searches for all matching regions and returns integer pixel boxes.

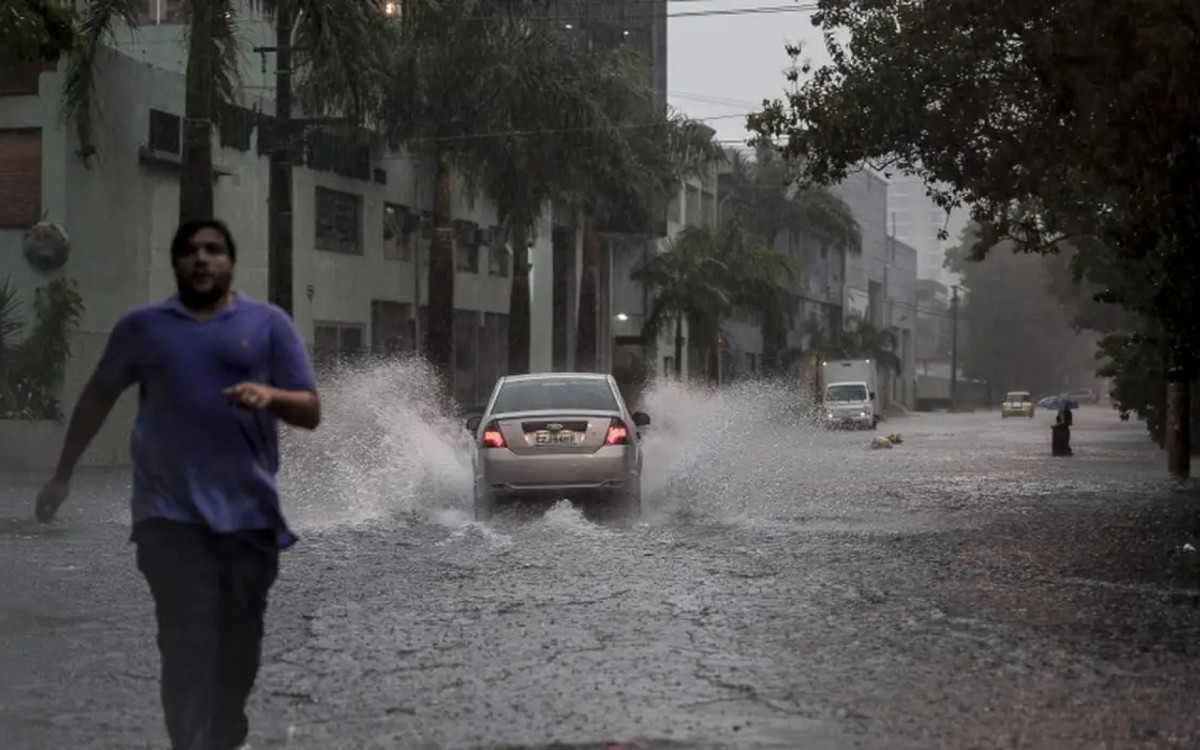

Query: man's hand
[223,382,276,410]
[35,478,70,523]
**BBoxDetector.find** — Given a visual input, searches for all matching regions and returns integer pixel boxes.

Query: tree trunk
[1166,349,1191,478]
[761,312,784,376]
[673,315,684,379]
[574,217,600,372]
[179,3,215,222]
[425,150,455,387]
[506,224,531,375]
[267,0,295,316]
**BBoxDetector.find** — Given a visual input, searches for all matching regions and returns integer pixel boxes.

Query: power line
[368,112,755,154]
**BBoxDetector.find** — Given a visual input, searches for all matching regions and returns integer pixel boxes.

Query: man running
[35,219,320,750]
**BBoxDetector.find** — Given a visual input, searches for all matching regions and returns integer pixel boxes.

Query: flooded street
[2,376,1199,749]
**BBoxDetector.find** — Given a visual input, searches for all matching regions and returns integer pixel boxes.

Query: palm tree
[630,228,732,378]
[455,33,644,375]
[723,147,862,372]
[379,0,597,383]
[806,317,902,374]
[62,0,383,222]
[570,107,727,372]
[700,216,795,380]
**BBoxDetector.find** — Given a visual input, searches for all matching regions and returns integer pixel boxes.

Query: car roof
[499,372,612,384]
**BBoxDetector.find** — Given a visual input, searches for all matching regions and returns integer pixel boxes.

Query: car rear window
[492,379,620,413]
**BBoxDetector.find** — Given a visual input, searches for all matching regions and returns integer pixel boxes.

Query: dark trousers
[134,519,280,750]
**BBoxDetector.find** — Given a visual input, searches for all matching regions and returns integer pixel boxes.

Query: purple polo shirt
[93,293,316,549]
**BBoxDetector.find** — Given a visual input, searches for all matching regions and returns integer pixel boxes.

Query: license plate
[533,431,575,446]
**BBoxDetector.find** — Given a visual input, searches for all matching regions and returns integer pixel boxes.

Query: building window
[148,109,181,154]
[0,129,42,229]
[454,221,479,272]
[370,300,414,355]
[0,61,49,97]
[685,184,702,226]
[383,203,411,261]
[315,187,363,255]
[488,242,509,278]
[218,104,254,151]
[139,0,186,25]
[313,321,365,369]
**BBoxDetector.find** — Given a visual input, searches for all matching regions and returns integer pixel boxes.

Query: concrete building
[708,159,917,408]
[835,171,918,411]
[550,0,668,113]
[886,174,969,288]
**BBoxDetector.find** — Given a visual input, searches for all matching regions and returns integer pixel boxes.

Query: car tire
[616,484,642,522]
[473,486,494,521]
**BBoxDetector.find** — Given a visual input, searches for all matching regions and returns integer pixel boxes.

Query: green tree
[62,0,382,222]
[379,0,605,383]
[1,0,80,63]
[456,38,647,376]
[748,0,1200,476]
[630,227,732,379]
[631,222,793,381]
[569,108,726,373]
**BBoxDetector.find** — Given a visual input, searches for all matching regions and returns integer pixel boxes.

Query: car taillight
[482,422,506,448]
[605,419,630,445]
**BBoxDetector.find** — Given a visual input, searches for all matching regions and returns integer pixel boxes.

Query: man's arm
[52,380,121,482]
[267,388,321,430]
[266,308,321,430]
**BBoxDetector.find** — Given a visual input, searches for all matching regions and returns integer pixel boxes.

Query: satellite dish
[22,220,71,272]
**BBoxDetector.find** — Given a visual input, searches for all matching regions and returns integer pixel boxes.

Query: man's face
[174,226,234,307]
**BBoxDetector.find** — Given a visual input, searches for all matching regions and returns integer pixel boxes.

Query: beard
[176,278,230,309]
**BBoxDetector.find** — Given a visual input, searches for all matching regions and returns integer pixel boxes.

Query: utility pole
[258,1,296,317]
[950,284,960,411]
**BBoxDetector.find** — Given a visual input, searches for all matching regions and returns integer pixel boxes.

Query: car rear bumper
[478,445,635,494]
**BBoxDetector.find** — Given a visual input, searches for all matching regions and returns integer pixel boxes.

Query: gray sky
[667,1,829,147]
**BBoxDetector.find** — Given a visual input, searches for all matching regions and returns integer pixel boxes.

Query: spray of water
[638,377,831,522]
[280,356,473,530]
[278,357,835,534]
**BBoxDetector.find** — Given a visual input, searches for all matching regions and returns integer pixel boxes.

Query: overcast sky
[667,1,830,148]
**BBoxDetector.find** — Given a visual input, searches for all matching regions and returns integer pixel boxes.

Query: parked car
[466,372,649,521]
[1001,391,1036,418]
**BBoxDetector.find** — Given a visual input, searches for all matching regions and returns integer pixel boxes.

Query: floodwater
[1,359,1198,748]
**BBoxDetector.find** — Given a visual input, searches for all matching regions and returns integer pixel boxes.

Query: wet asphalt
[1,391,1199,749]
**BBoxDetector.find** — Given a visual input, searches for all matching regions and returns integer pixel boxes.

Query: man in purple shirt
[35,219,321,750]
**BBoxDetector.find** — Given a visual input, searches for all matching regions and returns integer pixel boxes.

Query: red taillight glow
[605,420,630,445]
[482,423,506,448]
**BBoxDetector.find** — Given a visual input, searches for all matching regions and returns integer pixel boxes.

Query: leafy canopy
[1,0,80,64]
[748,0,1200,349]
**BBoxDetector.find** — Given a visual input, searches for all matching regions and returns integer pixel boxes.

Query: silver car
[465,372,650,521]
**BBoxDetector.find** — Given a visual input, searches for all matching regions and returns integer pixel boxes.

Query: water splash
[638,376,826,521]
[280,355,472,530]
[279,358,834,532]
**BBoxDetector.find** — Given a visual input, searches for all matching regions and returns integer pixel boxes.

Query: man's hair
[170,219,237,262]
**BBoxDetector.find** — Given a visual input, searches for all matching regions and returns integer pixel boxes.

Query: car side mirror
[632,411,651,427]
[869,391,876,400]
[465,415,481,432]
